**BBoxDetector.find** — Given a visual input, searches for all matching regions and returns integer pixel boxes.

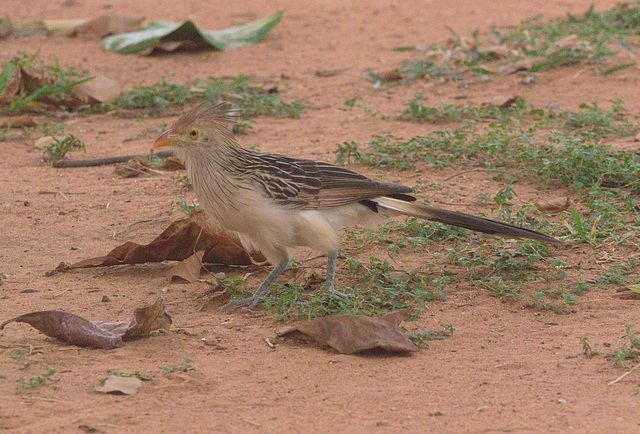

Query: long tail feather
[375,197,561,244]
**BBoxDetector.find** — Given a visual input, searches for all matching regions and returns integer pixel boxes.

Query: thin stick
[607,361,640,386]
[52,151,173,168]
[52,288,70,298]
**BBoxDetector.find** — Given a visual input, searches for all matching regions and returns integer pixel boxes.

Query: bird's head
[153,103,239,152]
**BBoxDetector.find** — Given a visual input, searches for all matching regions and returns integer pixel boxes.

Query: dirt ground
[2,0,640,432]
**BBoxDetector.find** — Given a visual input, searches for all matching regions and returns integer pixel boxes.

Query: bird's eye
[189,130,198,137]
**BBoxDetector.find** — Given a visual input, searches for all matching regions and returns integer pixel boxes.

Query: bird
[153,103,560,309]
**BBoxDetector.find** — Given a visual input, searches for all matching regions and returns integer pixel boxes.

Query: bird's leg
[326,251,348,298]
[218,259,289,311]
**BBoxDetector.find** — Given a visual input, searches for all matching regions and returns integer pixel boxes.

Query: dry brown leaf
[505,57,545,73]
[52,210,257,272]
[169,250,205,283]
[120,298,173,339]
[276,308,418,354]
[0,310,122,349]
[315,68,347,77]
[285,268,325,290]
[75,14,144,39]
[0,115,36,128]
[156,156,185,171]
[479,45,511,60]
[0,65,75,111]
[72,74,122,105]
[95,376,142,395]
[481,95,519,108]
[373,68,402,83]
[42,19,88,36]
[534,197,571,215]
[0,298,171,349]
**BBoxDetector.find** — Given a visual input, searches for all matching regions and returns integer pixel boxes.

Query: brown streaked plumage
[154,103,561,309]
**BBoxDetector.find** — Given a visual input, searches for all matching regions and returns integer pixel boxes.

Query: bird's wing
[245,153,413,209]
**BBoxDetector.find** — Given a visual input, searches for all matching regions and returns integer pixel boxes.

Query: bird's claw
[217,296,266,312]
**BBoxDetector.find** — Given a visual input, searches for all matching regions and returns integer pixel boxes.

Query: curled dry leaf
[51,210,258,274]
[276,308,418,354]
[0,310,122,349]
[481,95,520,108]
[0,115,36,128]
[0,298,171,349]
[534,197,571,215]
[315,68,347,77]
[72,74,122,105]
[169,250,205,283]
[75,14,145,39]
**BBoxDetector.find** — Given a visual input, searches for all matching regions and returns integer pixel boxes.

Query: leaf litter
[0,298,172,349]
[50,210,260,281]
[276,308,419,354]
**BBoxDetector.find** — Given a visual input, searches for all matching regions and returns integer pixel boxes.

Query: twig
[607,361,640,386]
[52,151,174,168]
[52,288,70,298]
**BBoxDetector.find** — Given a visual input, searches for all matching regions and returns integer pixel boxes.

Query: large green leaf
[103,12,282,55]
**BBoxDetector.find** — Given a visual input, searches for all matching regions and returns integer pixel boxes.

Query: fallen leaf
[479,45,512,60]
[103,12,282,55]
[0,115,36,128]
[276,308,418,354]
[95,375,142,395]
[157,156,185,171]
[481,95,520,108]
[0,310,122,349]
[42,19,88,36]
[0,63,90,113]
[505,57,545,73]
[72,74,122,105]
[315,68,347,77]
[285,268,325,289]
[52,210,258,272]
[534,197,571,214]
[75,14,144,39]
[120,298,173,340]
[169,250,205,283]
[374,69,402,83]
[1,298,171,349]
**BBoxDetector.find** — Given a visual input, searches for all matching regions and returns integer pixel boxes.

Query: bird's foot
[327,285,350,298]
[217,295,266,311]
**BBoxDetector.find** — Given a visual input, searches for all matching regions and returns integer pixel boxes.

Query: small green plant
[15,367,56,395]
[9,349,36,370]
[173,200,200,215]
[581,337,600,358]
[160,357,195,373]
[408,324,455,347]
[607,325,640,366]
[112,80,191,111]
[112,370,152,381]
[0,52,91,114]
[334,141,361,165]
[197,76,302,119]
[41,134,86,163]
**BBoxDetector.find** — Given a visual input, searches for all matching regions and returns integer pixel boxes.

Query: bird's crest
[173,103,239,134]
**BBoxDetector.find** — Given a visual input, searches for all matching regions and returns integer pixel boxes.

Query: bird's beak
[153,130,175,149]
